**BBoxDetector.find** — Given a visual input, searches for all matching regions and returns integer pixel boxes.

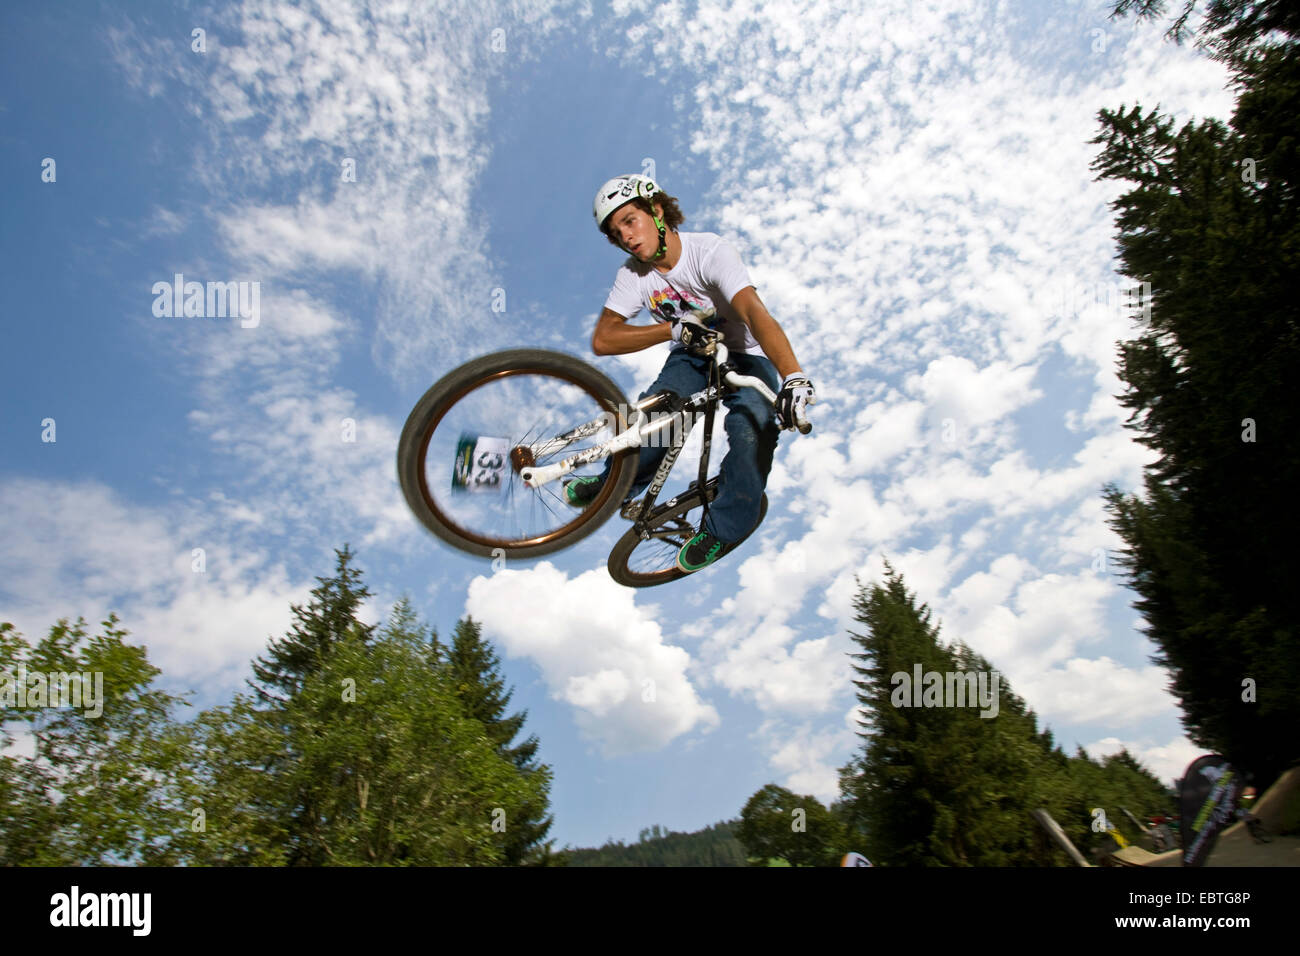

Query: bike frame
[516,344,776,502]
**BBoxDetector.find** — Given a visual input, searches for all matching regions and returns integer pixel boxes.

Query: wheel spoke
[398,354,635,557]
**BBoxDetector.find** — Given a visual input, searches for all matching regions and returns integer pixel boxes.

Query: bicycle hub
[510,446,535,473]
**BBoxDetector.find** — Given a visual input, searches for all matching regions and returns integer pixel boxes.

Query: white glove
[776,372,815,433]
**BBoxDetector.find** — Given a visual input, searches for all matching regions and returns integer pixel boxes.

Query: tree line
[565,821,748,867]
[1,546,558,866]
[731,567,1177,867]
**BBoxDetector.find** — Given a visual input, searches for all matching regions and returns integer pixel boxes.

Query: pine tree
[840,564,1052,866]
[844,565,958,865]
[446,617,537,768]
[445,616,557,864]
[233,546,378,864]
[185,581,552,866]
[385,594,441,665]
[1109,0,1300,61]
[249,545,374,704]
[1092,33,1300,786]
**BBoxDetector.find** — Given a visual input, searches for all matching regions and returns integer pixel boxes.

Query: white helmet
[593,174,663,233]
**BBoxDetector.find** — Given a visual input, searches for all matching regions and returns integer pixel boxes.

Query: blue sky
[1,0,1236,850]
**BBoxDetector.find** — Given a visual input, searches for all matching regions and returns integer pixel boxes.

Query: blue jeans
[601,348,781,543]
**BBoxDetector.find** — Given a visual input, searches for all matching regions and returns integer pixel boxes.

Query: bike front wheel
[398,349,638,559]
[606,482,768,588]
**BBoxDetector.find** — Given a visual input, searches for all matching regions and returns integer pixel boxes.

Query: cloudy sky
[1,0,1234,850]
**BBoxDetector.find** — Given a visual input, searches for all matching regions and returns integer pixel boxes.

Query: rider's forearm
[592,321,673,355]
[747,312,803,380]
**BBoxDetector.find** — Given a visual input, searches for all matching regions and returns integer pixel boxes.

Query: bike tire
[398,349,638,559]
[606,482,768,588]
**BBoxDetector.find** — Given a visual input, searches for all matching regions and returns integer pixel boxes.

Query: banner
[1179,754,1243,867]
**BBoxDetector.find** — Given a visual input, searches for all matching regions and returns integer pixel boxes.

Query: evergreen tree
[386,594,441,665]
[249,545,374,704]
[234,546,378,863]
[1110,0,1300,60]
[564,820,747,867]
[445,615,557,865]
[840,565,1051,866]
[446,617,536,768]
[1038,746,1177,860]
[844,565,957,865]
[1092,30,1300,785]
[183,585,551,866]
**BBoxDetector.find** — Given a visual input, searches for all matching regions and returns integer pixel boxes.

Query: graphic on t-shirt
[650,287,719,327]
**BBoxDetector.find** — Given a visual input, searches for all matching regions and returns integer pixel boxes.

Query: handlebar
[713,343,812,434]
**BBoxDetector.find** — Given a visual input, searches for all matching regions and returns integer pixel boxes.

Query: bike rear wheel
[607,481,768,588]
[398,349,638,559]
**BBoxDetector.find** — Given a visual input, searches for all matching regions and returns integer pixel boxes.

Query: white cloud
[1015,655,1176,726]
[0,478,309,701]
[179,0,582,385]
[464,563,719,756]
[142,207,185,237]
[1084,734,1203,789]
[593,1,1232,806]
[761,720,848,801]
[849,398,926,473]
[1050,492,1128,572]
[909,355,1042,433]
[217,200,382,277]
[942,563,1124,674]
[711,623,847,713]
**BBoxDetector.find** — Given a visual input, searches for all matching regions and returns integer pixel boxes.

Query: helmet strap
[637,183,670,260]
[609,195,670,260]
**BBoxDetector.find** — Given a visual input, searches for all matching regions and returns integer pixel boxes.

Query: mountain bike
[396,340,809,587]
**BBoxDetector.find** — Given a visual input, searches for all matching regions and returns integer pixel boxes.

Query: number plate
[452,434,510,493]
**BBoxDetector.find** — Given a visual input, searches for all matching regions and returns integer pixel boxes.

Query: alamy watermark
[1,663,104,718]
[1046,279,1151,324]
[49,886,150,936]
[890,665,999,718]
[619,403,700,449]
[151,273,260,328]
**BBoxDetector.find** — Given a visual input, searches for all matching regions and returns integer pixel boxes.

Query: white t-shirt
[603,232,764,356]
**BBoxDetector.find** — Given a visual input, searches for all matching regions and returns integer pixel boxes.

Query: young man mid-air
[564,174,815,574]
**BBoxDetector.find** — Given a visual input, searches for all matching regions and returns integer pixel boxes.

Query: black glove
[671,316,720,356]
[776,373,816,433]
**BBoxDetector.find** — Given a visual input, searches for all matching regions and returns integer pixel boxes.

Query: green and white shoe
[676,531,726,573]
[563,475,604,507]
